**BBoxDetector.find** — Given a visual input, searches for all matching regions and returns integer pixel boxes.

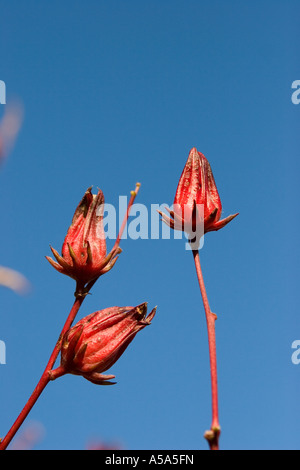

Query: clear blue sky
[0,0,299,450]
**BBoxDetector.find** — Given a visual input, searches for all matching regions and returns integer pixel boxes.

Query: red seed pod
[159,148,238,240]
[54,303,157,385]
[46,188,121,287]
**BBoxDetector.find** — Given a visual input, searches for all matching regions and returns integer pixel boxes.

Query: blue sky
[0,1,299,450]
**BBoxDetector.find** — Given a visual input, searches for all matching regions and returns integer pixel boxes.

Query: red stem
[0,295,84,450]
[113,183,140,253]
[192,249,221,450]
[85,183,141,293]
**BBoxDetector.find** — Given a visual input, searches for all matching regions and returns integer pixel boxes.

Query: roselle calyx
[159,147,238,243]
[50,303,157,385]
[46,187,121,291]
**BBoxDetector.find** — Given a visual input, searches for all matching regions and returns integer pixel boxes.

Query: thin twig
[0,294,84,450]
[192,248,221,450]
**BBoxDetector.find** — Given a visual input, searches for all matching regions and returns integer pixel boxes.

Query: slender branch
[192,249,221,451]
[113,182,140,253]
[85,183,141,293]
[0,293,84,450]
[0,183,141,450]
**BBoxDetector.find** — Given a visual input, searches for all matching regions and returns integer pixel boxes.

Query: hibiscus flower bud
[50,303,157,385]
[159,148,238,245]
[46,187,121,290]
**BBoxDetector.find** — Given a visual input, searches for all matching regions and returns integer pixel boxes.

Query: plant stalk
[192,249,221,450]
[0,295,84,450]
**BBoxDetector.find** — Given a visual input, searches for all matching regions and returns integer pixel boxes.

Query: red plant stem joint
[192,249,221,451]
